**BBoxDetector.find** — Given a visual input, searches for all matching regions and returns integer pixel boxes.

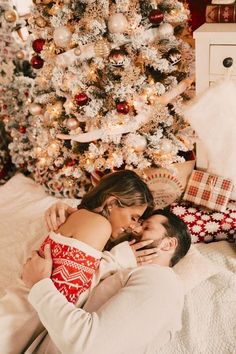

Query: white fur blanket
[0,174,235,353]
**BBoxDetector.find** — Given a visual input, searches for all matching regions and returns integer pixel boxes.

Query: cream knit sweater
[27,264,184,354]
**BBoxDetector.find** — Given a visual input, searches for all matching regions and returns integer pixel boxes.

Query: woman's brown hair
[79,170,154,217]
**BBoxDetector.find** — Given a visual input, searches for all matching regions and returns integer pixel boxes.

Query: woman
[0,169,155,353]
[39,169,154,302]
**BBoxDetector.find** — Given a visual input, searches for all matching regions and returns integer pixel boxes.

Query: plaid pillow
[171,200,236,243]
[183,170,234,212]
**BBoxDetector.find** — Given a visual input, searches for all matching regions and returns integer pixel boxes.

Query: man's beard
[104,232,141,251]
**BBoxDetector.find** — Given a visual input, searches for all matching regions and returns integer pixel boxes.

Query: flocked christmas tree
[0,0,34,183]
[5,0,195,197]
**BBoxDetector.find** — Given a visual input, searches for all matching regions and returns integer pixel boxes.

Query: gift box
[171,200,236,243]
[183,170,234,212]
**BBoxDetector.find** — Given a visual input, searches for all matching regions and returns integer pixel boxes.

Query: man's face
[141,214,167,243]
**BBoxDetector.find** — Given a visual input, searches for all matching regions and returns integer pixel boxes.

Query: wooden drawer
[210,45,236,76]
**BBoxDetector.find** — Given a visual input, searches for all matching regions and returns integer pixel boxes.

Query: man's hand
[45,202,77,231]
[22,244,53,288]
[129,240,159,266]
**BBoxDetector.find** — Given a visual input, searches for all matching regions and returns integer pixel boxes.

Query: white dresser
[193,23,236,170]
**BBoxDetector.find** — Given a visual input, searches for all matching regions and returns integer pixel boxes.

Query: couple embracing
[0,170,191,354]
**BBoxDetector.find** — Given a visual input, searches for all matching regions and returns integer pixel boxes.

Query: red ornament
[109,49,126,67]
[32,38,45,53]
[66,159,77,167]
[148,9,164,24]
[74,93,89,106]
[116,101,130,114]
[19,126,26,134]
[3,104,7,110]
[31,55,44,69]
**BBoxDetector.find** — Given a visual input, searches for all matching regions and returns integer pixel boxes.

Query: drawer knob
[223,57,233,68]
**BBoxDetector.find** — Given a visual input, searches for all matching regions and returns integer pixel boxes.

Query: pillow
[173,245,221,294]
[170,200,236,243]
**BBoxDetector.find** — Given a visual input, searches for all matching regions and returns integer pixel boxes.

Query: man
[22,206,191,354]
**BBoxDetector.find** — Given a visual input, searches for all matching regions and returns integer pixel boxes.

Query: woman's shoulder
[72,209,112,232]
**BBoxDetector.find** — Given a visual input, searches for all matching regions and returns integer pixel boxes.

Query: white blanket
[0,174,236,353]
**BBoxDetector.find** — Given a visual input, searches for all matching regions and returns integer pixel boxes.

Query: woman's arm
[98,239,159,281]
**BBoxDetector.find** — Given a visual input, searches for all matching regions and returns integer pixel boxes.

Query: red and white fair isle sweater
[39,232,102,303]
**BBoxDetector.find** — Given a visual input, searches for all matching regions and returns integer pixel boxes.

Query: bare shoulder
[68,208,112,235]
[58,208,112,249]
[79,208,111,225]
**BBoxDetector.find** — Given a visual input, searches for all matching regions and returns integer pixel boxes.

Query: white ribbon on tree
[56,26,172,67]
[57,76,194,143]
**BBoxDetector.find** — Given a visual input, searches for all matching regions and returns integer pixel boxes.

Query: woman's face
[108,203,147,239]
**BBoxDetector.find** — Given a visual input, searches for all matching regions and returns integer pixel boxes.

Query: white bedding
[0,174,236,354]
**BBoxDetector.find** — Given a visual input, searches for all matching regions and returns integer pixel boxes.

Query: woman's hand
[129,240,158,266]
[22,244,53,289]
[45,202,77,231]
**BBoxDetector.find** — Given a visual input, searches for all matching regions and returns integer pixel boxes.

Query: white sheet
[0,174,235,353]
[0,173,78,296]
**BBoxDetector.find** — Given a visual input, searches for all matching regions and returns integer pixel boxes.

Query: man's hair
[152,209,191,267]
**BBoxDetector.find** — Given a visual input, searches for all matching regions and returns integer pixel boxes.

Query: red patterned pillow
[170,200,236,243]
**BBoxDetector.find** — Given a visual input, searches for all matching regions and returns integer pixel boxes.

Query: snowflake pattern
[171,201,236,243]
[205,221,219,234]
[183,214,196,223]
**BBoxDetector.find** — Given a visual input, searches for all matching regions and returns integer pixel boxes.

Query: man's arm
[45,202,77,231]
[28,266,184,354]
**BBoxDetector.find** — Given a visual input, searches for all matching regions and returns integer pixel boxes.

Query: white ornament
[130,135,147,152]
[29,103,42,115]
[134,136,147,152]
[66,117,79,130]
[158,23,174,39]
[53,26,72,48]
[108,13,128,34]
[47,141,60,156]
[160,139,173,153]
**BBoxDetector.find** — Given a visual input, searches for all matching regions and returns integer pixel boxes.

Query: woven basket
[142,159,195,209]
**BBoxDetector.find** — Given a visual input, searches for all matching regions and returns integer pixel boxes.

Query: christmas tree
[0,0,33,183]
[6,0,195,197]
